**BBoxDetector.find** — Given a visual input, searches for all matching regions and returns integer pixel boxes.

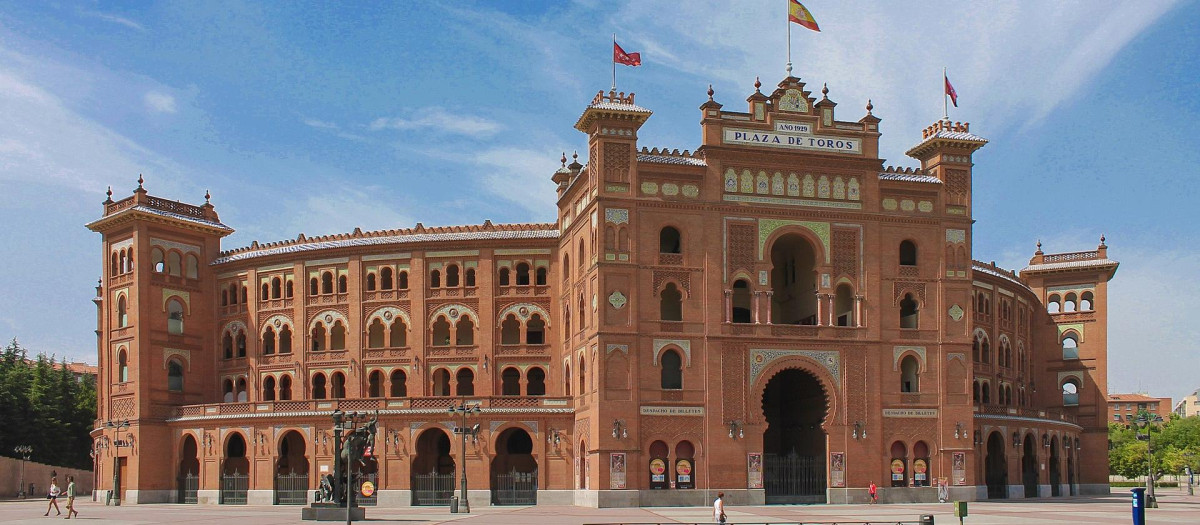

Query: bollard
[1131,487,1145,525]
[919,513,935,525]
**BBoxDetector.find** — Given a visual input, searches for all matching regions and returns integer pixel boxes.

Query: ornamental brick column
[764,291,774,324]
[815,292,824,326]
[753,291,761,324]
[854,295,864,327]
[723,290,732,323]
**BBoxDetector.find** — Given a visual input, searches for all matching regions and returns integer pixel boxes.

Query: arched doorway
[177,435,199,504]
[648,440,669,490]
[274,431,308,505]
[221,433,249,504]
[411,429,454,506]
[1049,436,1061,497]
[889,441,908,487]
[985,432,1007,499]
[770,234,818,325]
[762,368,828,503]
[1022,434,1038,498]
[491,428,537,505]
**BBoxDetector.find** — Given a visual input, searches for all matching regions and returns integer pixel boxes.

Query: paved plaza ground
[1,489,1196,524]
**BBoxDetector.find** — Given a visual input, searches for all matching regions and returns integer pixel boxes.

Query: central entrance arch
[762,368,828,503]
[984,431,1007,499]
[491,428,537,505]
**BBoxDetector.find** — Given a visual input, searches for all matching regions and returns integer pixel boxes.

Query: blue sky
[0,1,1196,402]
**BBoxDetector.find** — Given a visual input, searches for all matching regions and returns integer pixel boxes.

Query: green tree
[0,340,97,470]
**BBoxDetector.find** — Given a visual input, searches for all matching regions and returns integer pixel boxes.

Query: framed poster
[952,452,966,486]
[610,453,627,490]
[830,452,845,488]
[676,458,695,489]
[649,457,668,489]
[913,458,928,485]
[747,453,763,489]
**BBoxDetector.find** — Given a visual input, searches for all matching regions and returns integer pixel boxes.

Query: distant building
[1175,390,1200,418]
[1106,393,1171,423]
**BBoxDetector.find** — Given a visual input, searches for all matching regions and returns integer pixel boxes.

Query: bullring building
[87,74,1117,507]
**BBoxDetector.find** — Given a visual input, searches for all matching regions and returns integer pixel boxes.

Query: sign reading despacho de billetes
[882,408,938,418]
[723,128,862,154]
[639,406,704,416]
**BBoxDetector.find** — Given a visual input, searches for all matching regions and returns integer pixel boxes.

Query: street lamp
[1134,413,1164,507]
[448,401,480,513]
[103,420,131,506]
[13,445,32,498]
[612,419,628,439]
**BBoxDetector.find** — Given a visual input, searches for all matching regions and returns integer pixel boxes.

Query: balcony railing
[172,396,574,419]
[974,404,1078,425]
[721,323,866,339]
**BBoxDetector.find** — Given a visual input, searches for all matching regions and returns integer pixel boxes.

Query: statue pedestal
[301,503,366,521]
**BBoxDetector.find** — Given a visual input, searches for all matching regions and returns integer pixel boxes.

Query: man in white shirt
[713,491,726,524]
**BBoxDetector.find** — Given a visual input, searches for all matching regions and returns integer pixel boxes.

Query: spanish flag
[788,0,820,32]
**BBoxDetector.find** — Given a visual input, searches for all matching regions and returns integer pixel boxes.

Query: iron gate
[274,473,309,505]
[764,453,826,504]
[492,468,538,505]
[411,471,454,506]
[357,472,378,506]
[220,472,249,505]
[176,473,198,504]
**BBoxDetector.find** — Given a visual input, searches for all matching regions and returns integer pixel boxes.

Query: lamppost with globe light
[1134,413,1164,507]
[13,445,32,498]
[447,401,480,513]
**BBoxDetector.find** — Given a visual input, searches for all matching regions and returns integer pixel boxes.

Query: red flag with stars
[613,42,641,67]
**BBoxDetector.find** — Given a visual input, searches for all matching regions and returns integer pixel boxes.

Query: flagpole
[612,33,617,91]
[786,1,793,76]
[943,67,948,120]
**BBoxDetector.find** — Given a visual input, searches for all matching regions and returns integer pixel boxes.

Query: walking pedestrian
[64,476,79,519]
[938,478,949,503]
[868,481,878,504]
[44,476,61,516]
[713,491,726,524]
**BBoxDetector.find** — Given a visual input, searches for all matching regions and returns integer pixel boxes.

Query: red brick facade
[87,76,1116,507]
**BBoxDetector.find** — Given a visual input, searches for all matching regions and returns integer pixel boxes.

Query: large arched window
[660,283,683,321]
[455,316,475,346]
[329,321,346,350]
[235,331,246,358]
[271,277,282,299]
[262,376,276,401]
[368,319,386,348]
[535,267,547,286]
[331,372,346,399]
[660,349,683,390]
[1062,335,1079,360]
[1081,291,1094,311]
[261,283,270,301]
[380,267,393,290]
[527,314,545,345]
[466,268,476,287]
[279,374,292,400]
[262,326,276,355]
[899,293,919,329]
[1047,294,1061,313]
[516,263,531,286]
[223,379,234,403]
[732,279,752,323]
[834,284,854,326]
[900,355,919,393]
[309,277,319,297]
[1064,292,1077,312]
[311,322,326,352]
[499,267,511,286]
[366,273,377,291]
[337,275,347,294]
[430,269,441,288]
[1062,379,1080,406]
[432,369,451,397]
[368,370,384,398]
[321,272,333,294]
[185,254,198,279]
[659,227,681,254]
[389,370,407,397]
[311,373,327,399]
[112,251,120,276]
[899,240,918,266]
[501,367,521,396]
[279,326,293,354]
[116,296,128,327]
[446,265,460,287]
[432,316,451,346]
[578,356,586,394]
[167,298,185,334]
[167,251,182,276]
[771,234,817,325]
[398,271,409,290]
[223,332,234,359]
[500,315,521,345]
[168,359,183,391]
[389,319,407,347]
[151,247,165,273]
[527,367,546,396]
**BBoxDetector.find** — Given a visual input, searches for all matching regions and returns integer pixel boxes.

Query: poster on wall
[891,459,906,483]
[830,452,845,487]
[649,457,668,489]
[676,458,695,489]
[952,452,966,486]
[913,458,928,485]
[747,453,763,489]
[610,453,627,490]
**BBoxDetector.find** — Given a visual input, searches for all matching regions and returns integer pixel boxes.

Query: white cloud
[470,146,563,218]
[144,90,177,114]
[302,118,339,130]
[79,10,145,32]
[369,107,502,137]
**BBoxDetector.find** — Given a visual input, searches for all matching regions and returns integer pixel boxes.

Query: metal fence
[492,469,537,505]
[219,472,249,505]
[176,474,198,504]
[357,472,378,506]
[411,471,454,506]
[274,473,309,505]
[764,453,827,504]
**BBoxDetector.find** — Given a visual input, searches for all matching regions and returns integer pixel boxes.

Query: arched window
[311,322,326,352]
[312,373,327,399]
[1062,379,1080,406]
[185,254,198,279]
[367,319,386,348]
[321,272,333,294]
[446,265,460,287]
[262,326,276,355]
[331,372,346,399]
[151,248,165,273]
[309,277,319,296]
[240,285,247,304]
[366,273,377,291]
[1064,292,1077,312]
[330,321,346,350]
[578,294,585,330]
[432,316,450,346]
[770,234,818,324]
[398,271,408,289]
[913,441,930,486]
[732,279,752,323]
[982,338,991,363]
[1047,294,1061,313]
[167,359,183,391]
[982,382,991,404]
[660,283,683,321]
[167,298,185,334]
[562,255,570,284]
[223,379,234,403]
[116,295,128,327]
[527,367,546,396]
[389,319,407,347]
[432,369,451,397]
[287,279,296,297]
[279,375,292,400]
[972,335,981,362]
[167,251,182,276]
[223,332,234,359]
[535,267,547,286]
[380,267,393,289]
[527,314,545,345]
[368,370,383,398]
[501,367,521,396]
[126,249,134,273]
[465,268,476,287]
[279,326,292,354]
[499,267,510,286]
[659,226,681,254]
[389,370,407,397]
[111,251,120,276]
[900,355,919,393]
[235,331,246,358]
[564,363,571,396]
[261,283,270,301]
[578,239,586,270]
[516,263,531,286]
[337,275,347,293]
[660,349,683,390]
[500,315,521,345]
[271,277,281,299]
[899,240,917,266]
[835,283,854,326]
[262,376,276,401]
[456,316,475,345]
[1081,291,1094,311]
[973,381,980,403]
[236,377,247,402]
[899,293,919,329]
[1062,335,1079,359]
[430,269,441,288]
[578,356,586,394]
